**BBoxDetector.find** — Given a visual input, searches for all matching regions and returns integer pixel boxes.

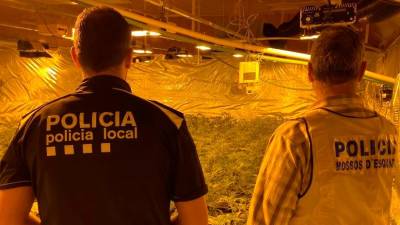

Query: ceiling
[0,0,399,55]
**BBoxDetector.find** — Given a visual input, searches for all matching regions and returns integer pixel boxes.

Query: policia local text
[45,111,137,146]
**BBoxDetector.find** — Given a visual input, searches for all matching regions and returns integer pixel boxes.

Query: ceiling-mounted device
[131,30,161,37]
[133,55,154,63]
[165,47,193,59]
[300,3,357,28]
[380,84,393,102]
[239,61,260,84]
[236,61,260,95]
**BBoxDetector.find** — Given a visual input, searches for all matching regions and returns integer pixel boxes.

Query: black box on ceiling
[300,3,357,28]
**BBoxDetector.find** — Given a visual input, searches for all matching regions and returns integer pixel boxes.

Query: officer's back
[247,26,398,225]
[0,7,208,225]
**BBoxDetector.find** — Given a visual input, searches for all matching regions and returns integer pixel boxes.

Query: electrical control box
[239,61,260,84]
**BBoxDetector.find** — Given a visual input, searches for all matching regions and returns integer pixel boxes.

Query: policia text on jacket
[335,136,397,171]
[45,111,138,152]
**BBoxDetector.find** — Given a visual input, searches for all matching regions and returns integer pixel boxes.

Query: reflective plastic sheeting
[0,42,81,155]
[384,39,400,77]
[0,40,392,154]
[0,40,398,224]
[128,56,315,118]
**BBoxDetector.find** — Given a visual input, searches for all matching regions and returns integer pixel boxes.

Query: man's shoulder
[375,113,398,134]
[107,91,185,130]
[109,88,185,125]
[273,118,308,144]
[146,100,185,130]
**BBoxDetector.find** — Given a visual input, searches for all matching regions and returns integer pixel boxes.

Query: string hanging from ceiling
[227,0,259,44]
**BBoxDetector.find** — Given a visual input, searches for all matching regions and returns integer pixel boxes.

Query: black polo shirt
[0,75,207,225]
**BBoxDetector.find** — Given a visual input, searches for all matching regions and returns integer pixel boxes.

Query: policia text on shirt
[45,111,138,156]
[334,136,397,171]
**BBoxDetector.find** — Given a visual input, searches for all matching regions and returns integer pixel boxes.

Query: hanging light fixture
[299,34,320,40]
[131,30,161,37]
[233,53,244,58]
[133,49,153,54]
[196,45,212,51]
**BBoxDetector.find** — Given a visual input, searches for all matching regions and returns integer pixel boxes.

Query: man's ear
[124,48,132,69]
[308,62,315,82]
[70,47,81,69]
[357,61,367,82]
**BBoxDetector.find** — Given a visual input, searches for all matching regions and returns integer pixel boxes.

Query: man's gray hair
[310,26,365,84]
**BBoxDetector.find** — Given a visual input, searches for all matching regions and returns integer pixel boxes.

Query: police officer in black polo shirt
[0,7,208,225]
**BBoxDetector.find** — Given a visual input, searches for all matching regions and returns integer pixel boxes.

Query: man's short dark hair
[310,26,364,84]
[74,7,131,72]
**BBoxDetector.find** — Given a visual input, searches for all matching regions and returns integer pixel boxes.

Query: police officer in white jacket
[248,26,398,225]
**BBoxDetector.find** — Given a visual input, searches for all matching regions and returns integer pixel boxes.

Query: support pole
[192,0,196,31]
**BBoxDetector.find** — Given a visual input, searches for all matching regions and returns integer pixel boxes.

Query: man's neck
[83,67,126,80]
[314,80,358,101]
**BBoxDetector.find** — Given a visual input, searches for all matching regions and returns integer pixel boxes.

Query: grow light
[196,45,211,51]
[233,54,244,58]
[133,49,152,54]
[177,54,193,58]
[131,30,161,37]
[300,34,320,40]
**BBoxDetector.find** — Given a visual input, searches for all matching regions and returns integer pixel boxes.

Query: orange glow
[264,48,311,61]
[131,30,161,37]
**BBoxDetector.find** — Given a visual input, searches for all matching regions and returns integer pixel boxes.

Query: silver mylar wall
[0,40,389,155]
